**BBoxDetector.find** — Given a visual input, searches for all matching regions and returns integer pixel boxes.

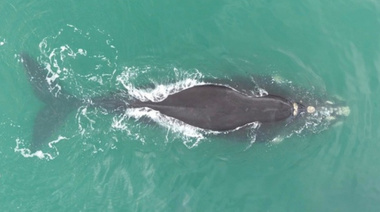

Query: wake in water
[14,25,350,160]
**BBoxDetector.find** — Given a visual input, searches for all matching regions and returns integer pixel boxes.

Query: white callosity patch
[307,106,316,114]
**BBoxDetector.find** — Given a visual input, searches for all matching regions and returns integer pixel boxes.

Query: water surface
[0,0,379,211]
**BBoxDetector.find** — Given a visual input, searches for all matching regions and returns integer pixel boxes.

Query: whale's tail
[20,53,82,150]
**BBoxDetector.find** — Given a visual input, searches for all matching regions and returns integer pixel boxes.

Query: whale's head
[292,97,350,133]
[306,100,350,121]
[254,75,350,141]
[261,75,350,126]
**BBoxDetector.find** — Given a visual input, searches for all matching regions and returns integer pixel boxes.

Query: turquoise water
[1,0,379,211]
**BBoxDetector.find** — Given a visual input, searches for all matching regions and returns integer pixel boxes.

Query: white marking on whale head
[307,106,316,114]
[293,103,299,116]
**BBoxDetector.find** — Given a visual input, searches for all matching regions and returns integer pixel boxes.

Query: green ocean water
[1,0,379,211]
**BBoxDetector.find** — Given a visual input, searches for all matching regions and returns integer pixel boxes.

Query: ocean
[0,0,379,211]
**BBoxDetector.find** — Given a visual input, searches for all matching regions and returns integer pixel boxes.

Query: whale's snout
[308,100,350,122]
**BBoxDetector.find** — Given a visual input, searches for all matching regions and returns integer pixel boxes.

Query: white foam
[117,68,204,102]
[114,107,206,148]
[76,106,96,137]
[14,136,67,160]
[0,38,5,46]
[38,24,119,98]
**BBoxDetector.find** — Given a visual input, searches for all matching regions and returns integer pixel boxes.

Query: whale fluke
[20,53,80,149]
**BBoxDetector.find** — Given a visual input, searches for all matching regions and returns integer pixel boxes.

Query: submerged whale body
[20,53,310,148]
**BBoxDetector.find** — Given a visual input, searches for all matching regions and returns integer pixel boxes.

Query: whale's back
[133,85,293,131]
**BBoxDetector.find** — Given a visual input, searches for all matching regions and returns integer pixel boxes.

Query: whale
[20,53,315,149]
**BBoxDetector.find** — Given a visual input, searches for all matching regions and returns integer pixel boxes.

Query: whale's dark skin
[20,53,81,149]
[131,85,295,131]
[20,53,303,148]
